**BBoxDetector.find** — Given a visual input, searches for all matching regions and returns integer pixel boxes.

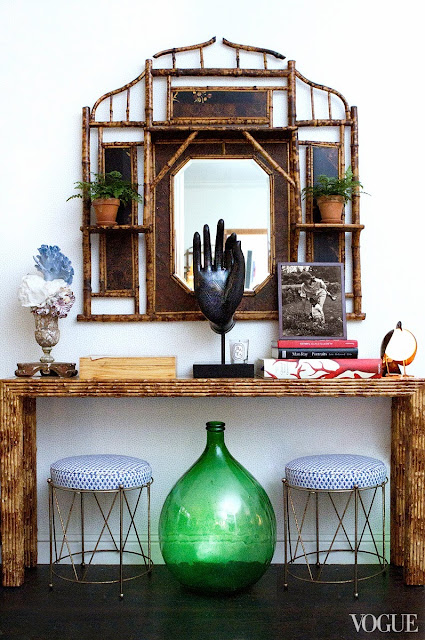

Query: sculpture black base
[193,363,255,379]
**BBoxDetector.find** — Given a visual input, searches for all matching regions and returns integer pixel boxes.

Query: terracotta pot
[316,195,344,223]
[92,198,120,226]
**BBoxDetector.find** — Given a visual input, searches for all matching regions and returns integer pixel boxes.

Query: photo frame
[277,262,347,339]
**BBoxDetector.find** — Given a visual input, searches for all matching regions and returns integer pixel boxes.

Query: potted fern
[301,167,364,223]
[68,171,143,226]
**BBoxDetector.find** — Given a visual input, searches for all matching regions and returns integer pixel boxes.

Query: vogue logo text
[350,613,418,633]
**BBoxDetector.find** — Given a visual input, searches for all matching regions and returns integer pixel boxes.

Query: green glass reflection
[159,421,276,593]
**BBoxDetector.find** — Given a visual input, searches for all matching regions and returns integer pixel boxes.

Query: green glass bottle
[159,421,276,593]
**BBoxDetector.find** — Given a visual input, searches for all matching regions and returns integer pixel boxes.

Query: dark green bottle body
[159,421,276,593]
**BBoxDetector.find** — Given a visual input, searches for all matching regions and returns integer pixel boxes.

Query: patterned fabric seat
[285,454,387,490]
[50,454,152,490]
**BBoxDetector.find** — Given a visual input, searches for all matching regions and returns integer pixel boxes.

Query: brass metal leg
[282,479,288,589]
[48,480,153,597]
[315,491,319,566]
[48,479,53,589]
[119,485,124,599]
[283,481,386,596]
[354,486,359,598]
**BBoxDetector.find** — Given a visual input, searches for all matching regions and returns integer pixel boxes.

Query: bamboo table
[1,376,425,587]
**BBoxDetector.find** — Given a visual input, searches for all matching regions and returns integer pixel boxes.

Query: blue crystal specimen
[33,245,74,284]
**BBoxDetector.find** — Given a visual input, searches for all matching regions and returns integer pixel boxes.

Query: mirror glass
[173,158,271,291]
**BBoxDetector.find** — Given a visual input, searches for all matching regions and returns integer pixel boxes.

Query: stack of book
[271,338,358,360]
[256,338,382,379]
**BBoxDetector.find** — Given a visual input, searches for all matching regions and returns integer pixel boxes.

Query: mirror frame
[77,37,364,322]
[152,131,290,320]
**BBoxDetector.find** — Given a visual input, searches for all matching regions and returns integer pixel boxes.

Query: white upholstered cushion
[50,454,152,490]
[285,454,387,490]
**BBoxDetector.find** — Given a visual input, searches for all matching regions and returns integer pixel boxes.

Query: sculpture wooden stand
[15,362,78,377]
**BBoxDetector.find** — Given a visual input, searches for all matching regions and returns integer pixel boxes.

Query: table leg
[23,396,37,568]
[390,395,407,566]
[0,386,26,586]
[403,386,425,585]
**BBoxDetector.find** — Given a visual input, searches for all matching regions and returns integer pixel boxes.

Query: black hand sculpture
[193,219,245,335]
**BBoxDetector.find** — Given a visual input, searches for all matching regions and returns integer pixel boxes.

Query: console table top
[1,376,424,398]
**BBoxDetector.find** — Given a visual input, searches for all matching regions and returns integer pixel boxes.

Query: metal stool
[48,454,153,598]
[282,454,387,597]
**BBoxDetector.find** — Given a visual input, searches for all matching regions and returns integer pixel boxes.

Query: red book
[256,358,382,379]
[272,339,358,349]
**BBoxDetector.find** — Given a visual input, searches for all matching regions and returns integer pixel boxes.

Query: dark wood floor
[0,565,424,640]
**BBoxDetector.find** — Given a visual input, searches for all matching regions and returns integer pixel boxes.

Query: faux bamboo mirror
[77,37,364,322]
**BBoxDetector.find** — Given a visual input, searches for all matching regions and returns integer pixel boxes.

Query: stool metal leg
[80,491,85,568]
[382,481,387,574]
[51,484,81,582]
[80,491,119,581]
[283,479,288,589]
[48,479,53,589]
[48,480,153,597]
[328,491,354,549]
[315,491,320,567]
[119,485,124,599]
[317,490,353,580]
[354,485,359,598]
[148,482,152,572]
[288,485,316,581]
[283,481,387,596]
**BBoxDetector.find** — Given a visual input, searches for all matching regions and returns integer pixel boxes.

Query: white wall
[1,0,424,563]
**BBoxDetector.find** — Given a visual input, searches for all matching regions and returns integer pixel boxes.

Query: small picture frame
[277,262,347,339]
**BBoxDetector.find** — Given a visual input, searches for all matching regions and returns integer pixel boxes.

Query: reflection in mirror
[173,158,271,291]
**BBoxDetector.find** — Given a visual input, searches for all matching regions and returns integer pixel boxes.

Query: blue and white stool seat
[50,454,152,490]
[285,454,387,490]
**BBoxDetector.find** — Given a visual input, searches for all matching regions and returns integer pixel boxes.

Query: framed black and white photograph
[277,262,347,339]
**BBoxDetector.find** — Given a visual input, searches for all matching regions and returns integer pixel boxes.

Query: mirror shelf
[77,37,364,323]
